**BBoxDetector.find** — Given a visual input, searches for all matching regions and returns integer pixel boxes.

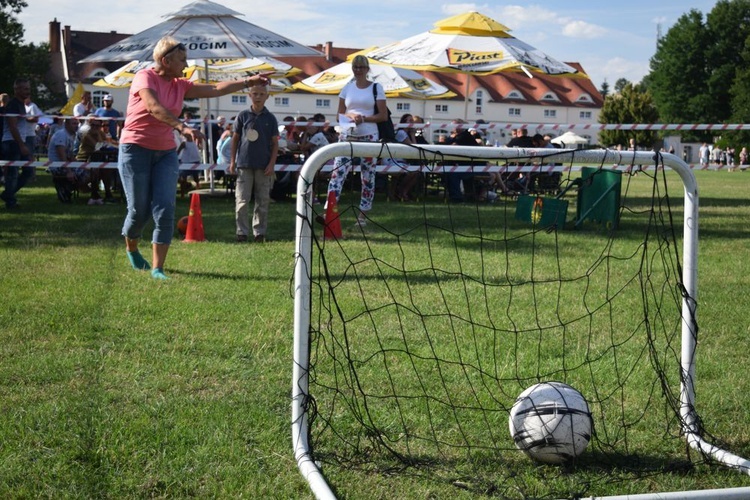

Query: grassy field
[1,169,750,498]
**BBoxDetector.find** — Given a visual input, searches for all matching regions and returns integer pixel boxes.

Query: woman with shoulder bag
[324,55,388,227]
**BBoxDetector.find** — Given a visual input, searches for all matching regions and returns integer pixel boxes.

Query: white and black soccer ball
[509,381,592,464]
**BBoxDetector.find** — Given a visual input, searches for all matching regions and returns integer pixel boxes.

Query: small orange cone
[184,192,205,242]
[323,191,342,240]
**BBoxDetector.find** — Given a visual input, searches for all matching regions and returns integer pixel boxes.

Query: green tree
[598,83,659,148]
[704,0,750,121]
[0,0,63,110]
[730,35,750,120]
[599,80,610,99]
[613,78,630,94]
[16,42,65,110]
[728,33,750,147]
[648,0,750,145]
[0,0,27,93]
[648,9,711,125]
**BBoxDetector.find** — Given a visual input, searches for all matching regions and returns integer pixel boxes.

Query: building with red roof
[47,21,602,144]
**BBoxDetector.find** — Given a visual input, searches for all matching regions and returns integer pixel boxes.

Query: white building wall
[84,87,600,144]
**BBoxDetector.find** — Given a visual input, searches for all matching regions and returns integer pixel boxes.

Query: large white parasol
[79,0,321,63]
[365,11,582,118]
[292,60,455,99]
[79,0,319,187]
[93,58,298,93]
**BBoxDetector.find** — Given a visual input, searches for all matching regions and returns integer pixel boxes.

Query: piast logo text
[446,49,505,66]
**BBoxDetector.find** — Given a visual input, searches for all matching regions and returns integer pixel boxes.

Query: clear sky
[17,1,721,89]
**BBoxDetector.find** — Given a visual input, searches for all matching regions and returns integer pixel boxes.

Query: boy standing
[228,84,278,243]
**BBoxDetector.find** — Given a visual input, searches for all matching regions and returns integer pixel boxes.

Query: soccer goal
[292,142,750,499]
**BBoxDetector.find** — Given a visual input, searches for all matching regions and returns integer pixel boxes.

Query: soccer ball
[177,216,189,237]
[509,381,592,464]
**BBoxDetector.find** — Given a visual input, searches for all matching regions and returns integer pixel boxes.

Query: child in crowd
[228,84,279,243]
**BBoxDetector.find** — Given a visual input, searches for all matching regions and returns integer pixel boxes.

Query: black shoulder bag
[372,83,396,142]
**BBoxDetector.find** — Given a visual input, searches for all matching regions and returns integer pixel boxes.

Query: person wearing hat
[94,94,122,140]
[93,95,123,204]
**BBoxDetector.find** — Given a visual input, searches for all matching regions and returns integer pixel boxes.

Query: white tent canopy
[550,131,590,147]
[365,11,580,119]
[79,0,321,63]
[93,58,297,93]
[294,62,455,99]
[78,0,320,189]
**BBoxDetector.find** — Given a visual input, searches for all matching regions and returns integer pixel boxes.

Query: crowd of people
[699,142,749,171]
[0,65,575,238]
[0,39,273,281]
[10,38,750,281]
[0,82,122,207]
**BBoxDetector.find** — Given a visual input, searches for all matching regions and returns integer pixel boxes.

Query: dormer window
[576,94,593,103]
[506,90,524,100]
[541,92,559,102]
[89,69,108,79]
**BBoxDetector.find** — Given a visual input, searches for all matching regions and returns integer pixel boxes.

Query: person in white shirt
[47,117,78,164]
[47,118,89,203]
[73,91,93,117]
[324,55,388,227]
[299,113,330,157]
[177,131,203,196]
[699,143,710,168]
[24,96,42,159]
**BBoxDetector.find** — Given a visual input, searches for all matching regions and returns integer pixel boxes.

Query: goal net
[292,143,750,499]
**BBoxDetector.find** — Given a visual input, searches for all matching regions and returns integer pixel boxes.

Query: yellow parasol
[94,57,299,92]
[60,82,85,116]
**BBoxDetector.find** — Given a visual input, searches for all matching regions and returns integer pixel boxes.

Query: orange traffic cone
[323,191,342,240]
[184,192,205,242]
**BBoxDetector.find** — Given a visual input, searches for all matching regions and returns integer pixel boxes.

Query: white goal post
[291,143,750,500]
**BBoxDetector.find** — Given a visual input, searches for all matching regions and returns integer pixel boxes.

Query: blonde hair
[351,55,370,69]
[153,36,185,66]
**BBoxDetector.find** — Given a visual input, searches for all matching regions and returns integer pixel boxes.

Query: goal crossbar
[291,143,750,499]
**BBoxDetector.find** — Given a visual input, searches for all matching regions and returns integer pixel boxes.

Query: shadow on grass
[0,178,299,248]
[167,267,293,282]
[0,183,126,249]
[314,446,703,498]
[5,175,750,250]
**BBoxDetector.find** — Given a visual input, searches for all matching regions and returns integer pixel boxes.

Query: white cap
[103,94,113,101]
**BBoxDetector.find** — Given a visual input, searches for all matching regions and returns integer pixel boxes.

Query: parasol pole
[204,59,217,194]
[463,76,470,121]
